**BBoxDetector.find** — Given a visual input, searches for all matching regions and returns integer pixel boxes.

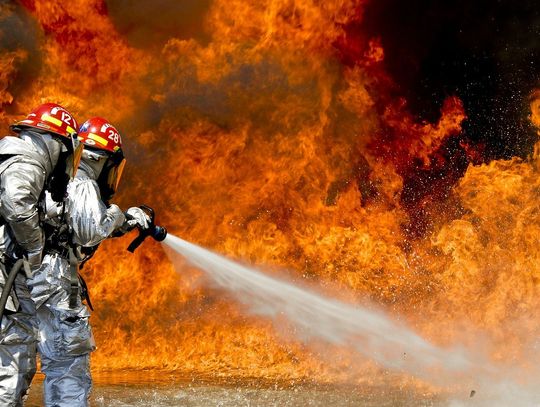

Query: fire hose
[127,204,167,252]
[0,259,23,325]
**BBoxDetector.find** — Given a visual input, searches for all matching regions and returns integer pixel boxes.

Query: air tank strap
[68,247,79,309]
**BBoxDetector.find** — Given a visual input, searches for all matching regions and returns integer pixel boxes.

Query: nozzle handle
[127,231,147,253]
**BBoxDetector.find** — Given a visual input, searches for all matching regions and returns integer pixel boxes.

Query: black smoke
[363,0,540,159]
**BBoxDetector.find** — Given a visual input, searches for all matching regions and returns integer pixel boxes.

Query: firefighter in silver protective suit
[0,102,83,406]
[29,116,150,406]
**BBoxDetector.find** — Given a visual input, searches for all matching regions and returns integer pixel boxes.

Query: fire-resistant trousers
[0,273,38,407]
[29,253,95,407]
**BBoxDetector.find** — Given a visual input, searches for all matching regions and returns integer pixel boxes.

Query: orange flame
[0,0,537,386]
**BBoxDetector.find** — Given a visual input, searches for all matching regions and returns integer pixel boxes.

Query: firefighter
[29,117,149,406]
[0,103,83,406]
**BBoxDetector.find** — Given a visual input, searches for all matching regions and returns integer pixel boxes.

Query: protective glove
[123,207,151,231]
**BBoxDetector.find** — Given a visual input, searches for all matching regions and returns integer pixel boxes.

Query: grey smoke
[0,1,43,109]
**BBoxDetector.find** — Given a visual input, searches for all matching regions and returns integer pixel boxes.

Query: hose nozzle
[151,225,167,242]
[127,205,168,252]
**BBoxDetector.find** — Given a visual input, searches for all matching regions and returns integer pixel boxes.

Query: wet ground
[25,371,449,406]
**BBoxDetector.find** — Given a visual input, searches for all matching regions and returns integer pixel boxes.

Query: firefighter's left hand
[125,207,151,230]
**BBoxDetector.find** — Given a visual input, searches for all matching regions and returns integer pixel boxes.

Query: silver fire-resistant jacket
[0,131,62,310]
[0,131,63,406]
[31,161,126,309]
[67,160,126,247]
[29,154,125,407]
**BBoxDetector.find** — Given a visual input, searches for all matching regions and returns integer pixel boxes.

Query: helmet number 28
[108,129,120,144]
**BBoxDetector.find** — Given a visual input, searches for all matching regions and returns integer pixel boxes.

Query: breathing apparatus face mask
[48,133,84,203]
[95,148,126,204]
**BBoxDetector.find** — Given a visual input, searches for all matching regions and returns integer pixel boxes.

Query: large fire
[1,0,539,385]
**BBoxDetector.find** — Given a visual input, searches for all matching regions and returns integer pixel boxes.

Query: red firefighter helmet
[10,102,83,178]
[78,117,126,197]
[11,102,78,139]
[78,116,122,153]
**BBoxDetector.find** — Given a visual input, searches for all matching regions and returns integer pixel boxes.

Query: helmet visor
[65,134,84,179]
[107,158,126,194]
